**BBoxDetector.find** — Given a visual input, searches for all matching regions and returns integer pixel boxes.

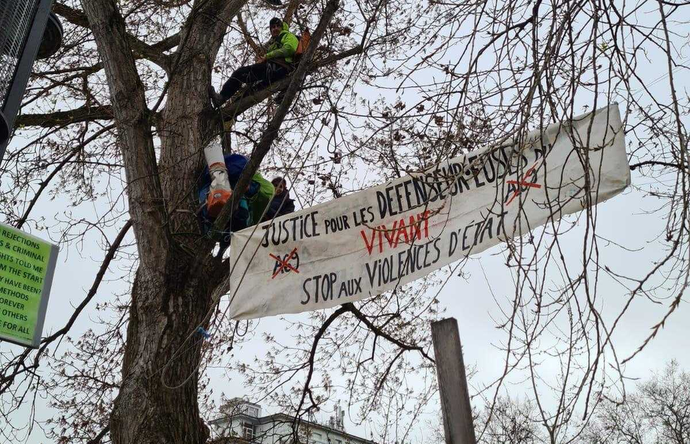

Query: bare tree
[477,397,542,444]
[0,0,363,442]
[0,0,688,443]
[585,361,690,444]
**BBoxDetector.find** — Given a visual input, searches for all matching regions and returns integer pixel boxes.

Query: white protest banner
[229,105,630,320]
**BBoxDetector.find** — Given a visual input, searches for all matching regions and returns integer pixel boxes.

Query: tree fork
[81,0,169,269]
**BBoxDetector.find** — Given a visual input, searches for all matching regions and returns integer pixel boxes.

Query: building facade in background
[209,399,377,444]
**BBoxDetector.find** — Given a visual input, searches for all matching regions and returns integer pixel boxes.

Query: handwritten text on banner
[229,105,630,320]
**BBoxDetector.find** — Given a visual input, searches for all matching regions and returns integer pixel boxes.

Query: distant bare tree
[585,361,690,444]
[478,397,542,444]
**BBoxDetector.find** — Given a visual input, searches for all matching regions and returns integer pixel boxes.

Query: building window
[243,422,255,440]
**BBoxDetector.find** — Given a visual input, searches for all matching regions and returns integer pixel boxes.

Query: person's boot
[207,162,232,217]
[209,86,226,108]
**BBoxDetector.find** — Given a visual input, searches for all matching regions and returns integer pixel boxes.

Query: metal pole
[431,318,477,444]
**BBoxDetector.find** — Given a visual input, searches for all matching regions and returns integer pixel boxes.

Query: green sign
[0,223,58,348]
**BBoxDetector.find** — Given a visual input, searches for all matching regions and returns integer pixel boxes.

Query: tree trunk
[80,1,242,442]
[79,0,338,441]
[109,251,216,444]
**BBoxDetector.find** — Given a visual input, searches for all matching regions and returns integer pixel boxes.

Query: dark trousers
[220,61,290,100]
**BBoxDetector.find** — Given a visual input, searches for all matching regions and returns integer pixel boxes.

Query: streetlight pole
[0,0,63,162]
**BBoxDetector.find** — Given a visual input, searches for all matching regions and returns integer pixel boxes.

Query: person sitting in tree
[210,17,298,107]
[263,177,296,221]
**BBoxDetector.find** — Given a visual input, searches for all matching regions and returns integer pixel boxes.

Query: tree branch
[86,426,110,444]
[292,304,351,439]
[15,105,113,128]
[343,303,435,363]
[127,39,173,73]
[16,125,115,228]
[54,2,89,28]
[630,160,687,171]
[283,0,303,25]
[43,220,133,345]
[55,2,175,72]
[237,12,263,57]
[151,34,181,53]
